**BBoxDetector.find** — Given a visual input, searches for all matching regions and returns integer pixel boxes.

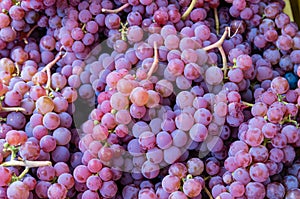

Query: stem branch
[17,167,29,180]
[218,46,227,77]
[147,42,159,79]
[203,27,229,51]
[242,101,254,107]
[23,25,38,44]
[1,160,52,168]
[181,0,197,20]
[214,8,219,35]
[102,3,130,13]
[204,187,214,199]
[41,50,65,91]
[0,107,26,112]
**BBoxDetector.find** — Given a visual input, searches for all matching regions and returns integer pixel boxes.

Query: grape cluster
[0,0,300,198]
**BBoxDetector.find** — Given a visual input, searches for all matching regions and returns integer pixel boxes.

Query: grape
[171,129,188,148]
[182,178,202,197]
[232,168,251,185]
[141,160,160,179]
[162,175,180,193]
[175,112,194,131]
[164,146,181,164]
[23,175,37,191]
[189,123,208,142]
[249,145,268,163]
[244,128,264,147]
[40,135,56,153]
[130,87,149,106]
[168,191,188,199]
[99,181,118,198]
[234,150,252,168]
[283,175,299,190]
[0,27,17,42]
[286,188,300,199]
[37,166,56,181]
[122,184,139,199]
[205,66,224,86]
[0,166,12,186]
[146,147,163,164]
[43,112,60,130]
[53,127,71,146]
[281,125,299,144]
[7,181,29,199]
[47,183,68,199]
[19,141,40,160]
[156,131,172,150]
[51,146,71,163]
[249,163,269,182]
[245,182,266,199]
[168,162,187,178]
[86,175,102,191]
[127,25,144,43]
[6,130,27,146]
[54,162,70,176]
[35,181,51,198]
[211,184,227,198]
[82,190,100,199]
[6,112,26,130]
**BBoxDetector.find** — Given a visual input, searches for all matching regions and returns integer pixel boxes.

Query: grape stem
[202,27,229,52]
[15,63,20,76]
[214,8,220,35]
[181,0,197,20]
[204,186,213,199]
[3,144,19,160]
[0,107,26,112]
[1,160,52,168]
[203,27,230,77]
[16,167,29,180]
[280,115,299,128]
[41,48,66,91]
[102,3,130,13]
[81,23,86,32]
[119,22,128,41]
[241,101,254,107]
[147,42,159,79]
[218,45,227,75]
[263,138,269,146]
[23,25,38,44]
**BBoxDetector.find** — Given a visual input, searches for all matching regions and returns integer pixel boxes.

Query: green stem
[186,174,193,180]
[204,176,211,181]
[17,167,29,180]
[263,138,269,146]
[242,101,254,107]
[204,187,213,199]
[214,8,219,35]
[181,0,197,20]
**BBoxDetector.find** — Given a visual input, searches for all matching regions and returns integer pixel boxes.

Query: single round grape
[205,66,223,86]
[7,181,29,199]
[47,183,68,199]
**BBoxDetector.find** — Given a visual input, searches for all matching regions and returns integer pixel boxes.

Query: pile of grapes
[1,0,300,198]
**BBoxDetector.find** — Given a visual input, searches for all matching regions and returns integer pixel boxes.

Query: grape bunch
[0,0,300,198]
